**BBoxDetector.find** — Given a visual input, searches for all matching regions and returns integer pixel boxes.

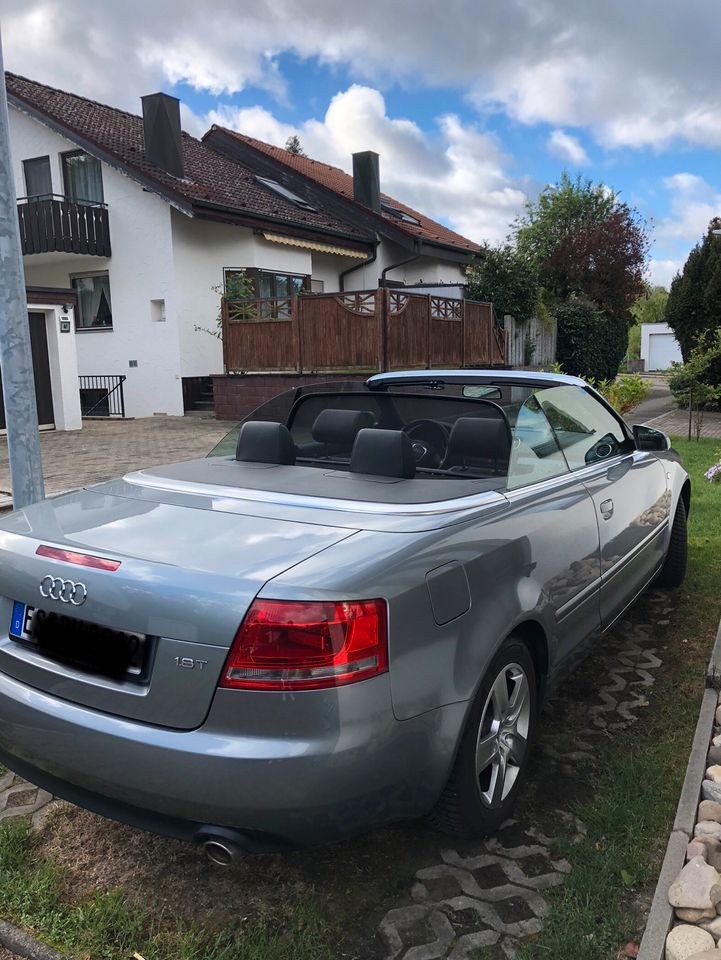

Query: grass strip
[515,436,721,959]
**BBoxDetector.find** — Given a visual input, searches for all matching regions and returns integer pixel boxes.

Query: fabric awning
[262,232,370,259]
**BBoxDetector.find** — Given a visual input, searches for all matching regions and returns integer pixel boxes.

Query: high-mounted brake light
[36,545,121,572]
[220,598,388,691]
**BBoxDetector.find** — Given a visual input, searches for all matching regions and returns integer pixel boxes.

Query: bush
[465,243,540,323]
[668,330,721,438]
[587,373,651,414]
[554,297,629,381]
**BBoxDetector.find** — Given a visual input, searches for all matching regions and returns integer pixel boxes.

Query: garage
[641,322,682,372]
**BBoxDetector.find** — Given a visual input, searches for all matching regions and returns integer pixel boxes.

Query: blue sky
[5,0,721,289]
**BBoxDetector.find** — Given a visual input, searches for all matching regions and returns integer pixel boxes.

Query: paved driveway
[0,417,235,506]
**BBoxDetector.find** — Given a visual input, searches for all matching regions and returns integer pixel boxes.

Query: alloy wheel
[475,662,531,808]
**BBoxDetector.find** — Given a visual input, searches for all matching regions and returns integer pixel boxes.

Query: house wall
[12,106,184,419]
[170,211,315,380]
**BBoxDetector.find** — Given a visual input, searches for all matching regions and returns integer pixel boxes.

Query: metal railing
[79,375,126,418]
[18,194,111,257]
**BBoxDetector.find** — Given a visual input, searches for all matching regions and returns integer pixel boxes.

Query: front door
[537,384,669,628]
[0,312,55,430]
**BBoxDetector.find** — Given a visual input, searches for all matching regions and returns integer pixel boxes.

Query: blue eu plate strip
[10,601,26,639]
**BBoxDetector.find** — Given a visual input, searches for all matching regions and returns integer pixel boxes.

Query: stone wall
[212,373,357,421]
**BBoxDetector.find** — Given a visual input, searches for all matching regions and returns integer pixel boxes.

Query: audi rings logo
[39,575,88,606]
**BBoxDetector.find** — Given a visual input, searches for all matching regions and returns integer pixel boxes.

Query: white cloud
[648,258,680,290]
[547,129,589,166]
[645,173,721,290]
[656,173,721,242]
[210,86,529,245]
[4,1,721,151]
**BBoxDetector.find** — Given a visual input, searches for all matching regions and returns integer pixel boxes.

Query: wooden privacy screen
[222,289,505,373]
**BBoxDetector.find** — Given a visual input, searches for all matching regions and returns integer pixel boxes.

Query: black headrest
[350,428,416,479]
[236,421,296,465]
[312,408,375,446]
[442,416,511,470]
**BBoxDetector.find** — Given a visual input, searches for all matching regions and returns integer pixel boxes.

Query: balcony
[221,289,506,373]
[17,195,111,257]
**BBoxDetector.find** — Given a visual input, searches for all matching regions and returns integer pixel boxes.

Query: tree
[665,218,721,362]
[465,244,540,323]
[554,297,630,381]
[284,135,307,156]
[514,173,649,319]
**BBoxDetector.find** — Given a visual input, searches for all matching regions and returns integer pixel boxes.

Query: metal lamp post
[0,32,44,508]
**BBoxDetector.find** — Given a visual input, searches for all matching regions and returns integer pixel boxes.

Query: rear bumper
[0,670,466,848]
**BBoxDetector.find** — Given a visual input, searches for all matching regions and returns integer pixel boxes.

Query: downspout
[339,238,378,292]
[380,240,422,287]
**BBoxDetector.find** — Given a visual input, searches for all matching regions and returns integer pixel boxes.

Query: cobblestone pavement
[646,408,721,439]
[0,416,235,505]
[378,592,671,959]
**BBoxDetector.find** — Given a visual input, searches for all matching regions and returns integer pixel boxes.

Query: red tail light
[36,545,121,572]
[219,599,388,691]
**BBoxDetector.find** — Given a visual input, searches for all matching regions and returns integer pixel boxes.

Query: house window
[225,268,310,299]
[62,150,104,204]
[23,156,52,198]
[71,272,112,329]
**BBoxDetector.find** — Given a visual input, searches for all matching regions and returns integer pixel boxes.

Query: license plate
[9,601,35,642]
[9,600,148,680]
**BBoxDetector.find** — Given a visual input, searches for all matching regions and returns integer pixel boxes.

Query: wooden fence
[222,289,505,374]
[503,314,557,368]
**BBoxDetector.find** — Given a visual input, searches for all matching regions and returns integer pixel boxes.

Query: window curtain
[64,153,104,204]
[74,274,112,328]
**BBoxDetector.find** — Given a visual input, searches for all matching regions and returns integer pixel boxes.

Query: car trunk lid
[0,488,356,729]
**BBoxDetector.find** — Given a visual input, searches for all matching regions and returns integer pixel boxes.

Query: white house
[640,322,683,371]
[8,72,479,426]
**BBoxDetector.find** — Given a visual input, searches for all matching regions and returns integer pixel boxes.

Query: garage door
[648,333,680,371]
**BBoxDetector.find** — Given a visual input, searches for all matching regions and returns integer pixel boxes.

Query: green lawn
[515,436,721,959]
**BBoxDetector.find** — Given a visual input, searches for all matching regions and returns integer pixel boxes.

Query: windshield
[207,378,632,494]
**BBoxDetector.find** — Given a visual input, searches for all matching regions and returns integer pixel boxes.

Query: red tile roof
[6,73,373,245]
[209,129,479,254]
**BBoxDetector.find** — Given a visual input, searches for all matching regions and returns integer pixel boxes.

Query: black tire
[655,497,688,588]
[428,636,538,839]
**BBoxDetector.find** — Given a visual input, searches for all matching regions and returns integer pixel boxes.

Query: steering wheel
[403,419,450,467]
[584,433,620,464]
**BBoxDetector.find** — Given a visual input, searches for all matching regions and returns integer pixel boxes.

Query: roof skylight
[255,176,316,211]
[381,201,421,225]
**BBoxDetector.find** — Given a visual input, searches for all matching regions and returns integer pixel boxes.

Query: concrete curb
[0,921,66,960]
[638,615,721,960]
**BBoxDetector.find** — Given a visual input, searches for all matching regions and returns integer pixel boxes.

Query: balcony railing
[221,289,506,373]
[18,194,111,257]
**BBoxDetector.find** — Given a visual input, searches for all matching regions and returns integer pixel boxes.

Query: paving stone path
[378,592,670,959]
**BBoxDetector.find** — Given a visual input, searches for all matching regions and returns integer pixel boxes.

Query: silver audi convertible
[0,370,688,862]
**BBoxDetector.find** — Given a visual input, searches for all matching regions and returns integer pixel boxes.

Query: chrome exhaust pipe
[203,837,243,866]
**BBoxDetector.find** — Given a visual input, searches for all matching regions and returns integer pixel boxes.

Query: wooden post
[295,292,304,374]
[221,298,229,374]
[426,295,432,368]
[379,288,388,371]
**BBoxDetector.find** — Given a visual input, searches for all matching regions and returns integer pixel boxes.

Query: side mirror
[633,424,670,452]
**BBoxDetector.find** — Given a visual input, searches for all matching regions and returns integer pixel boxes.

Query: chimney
[352,151,381,213]
[141,93,184,178]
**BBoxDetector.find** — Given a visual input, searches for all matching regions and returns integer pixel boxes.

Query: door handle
[600,498,614,520]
